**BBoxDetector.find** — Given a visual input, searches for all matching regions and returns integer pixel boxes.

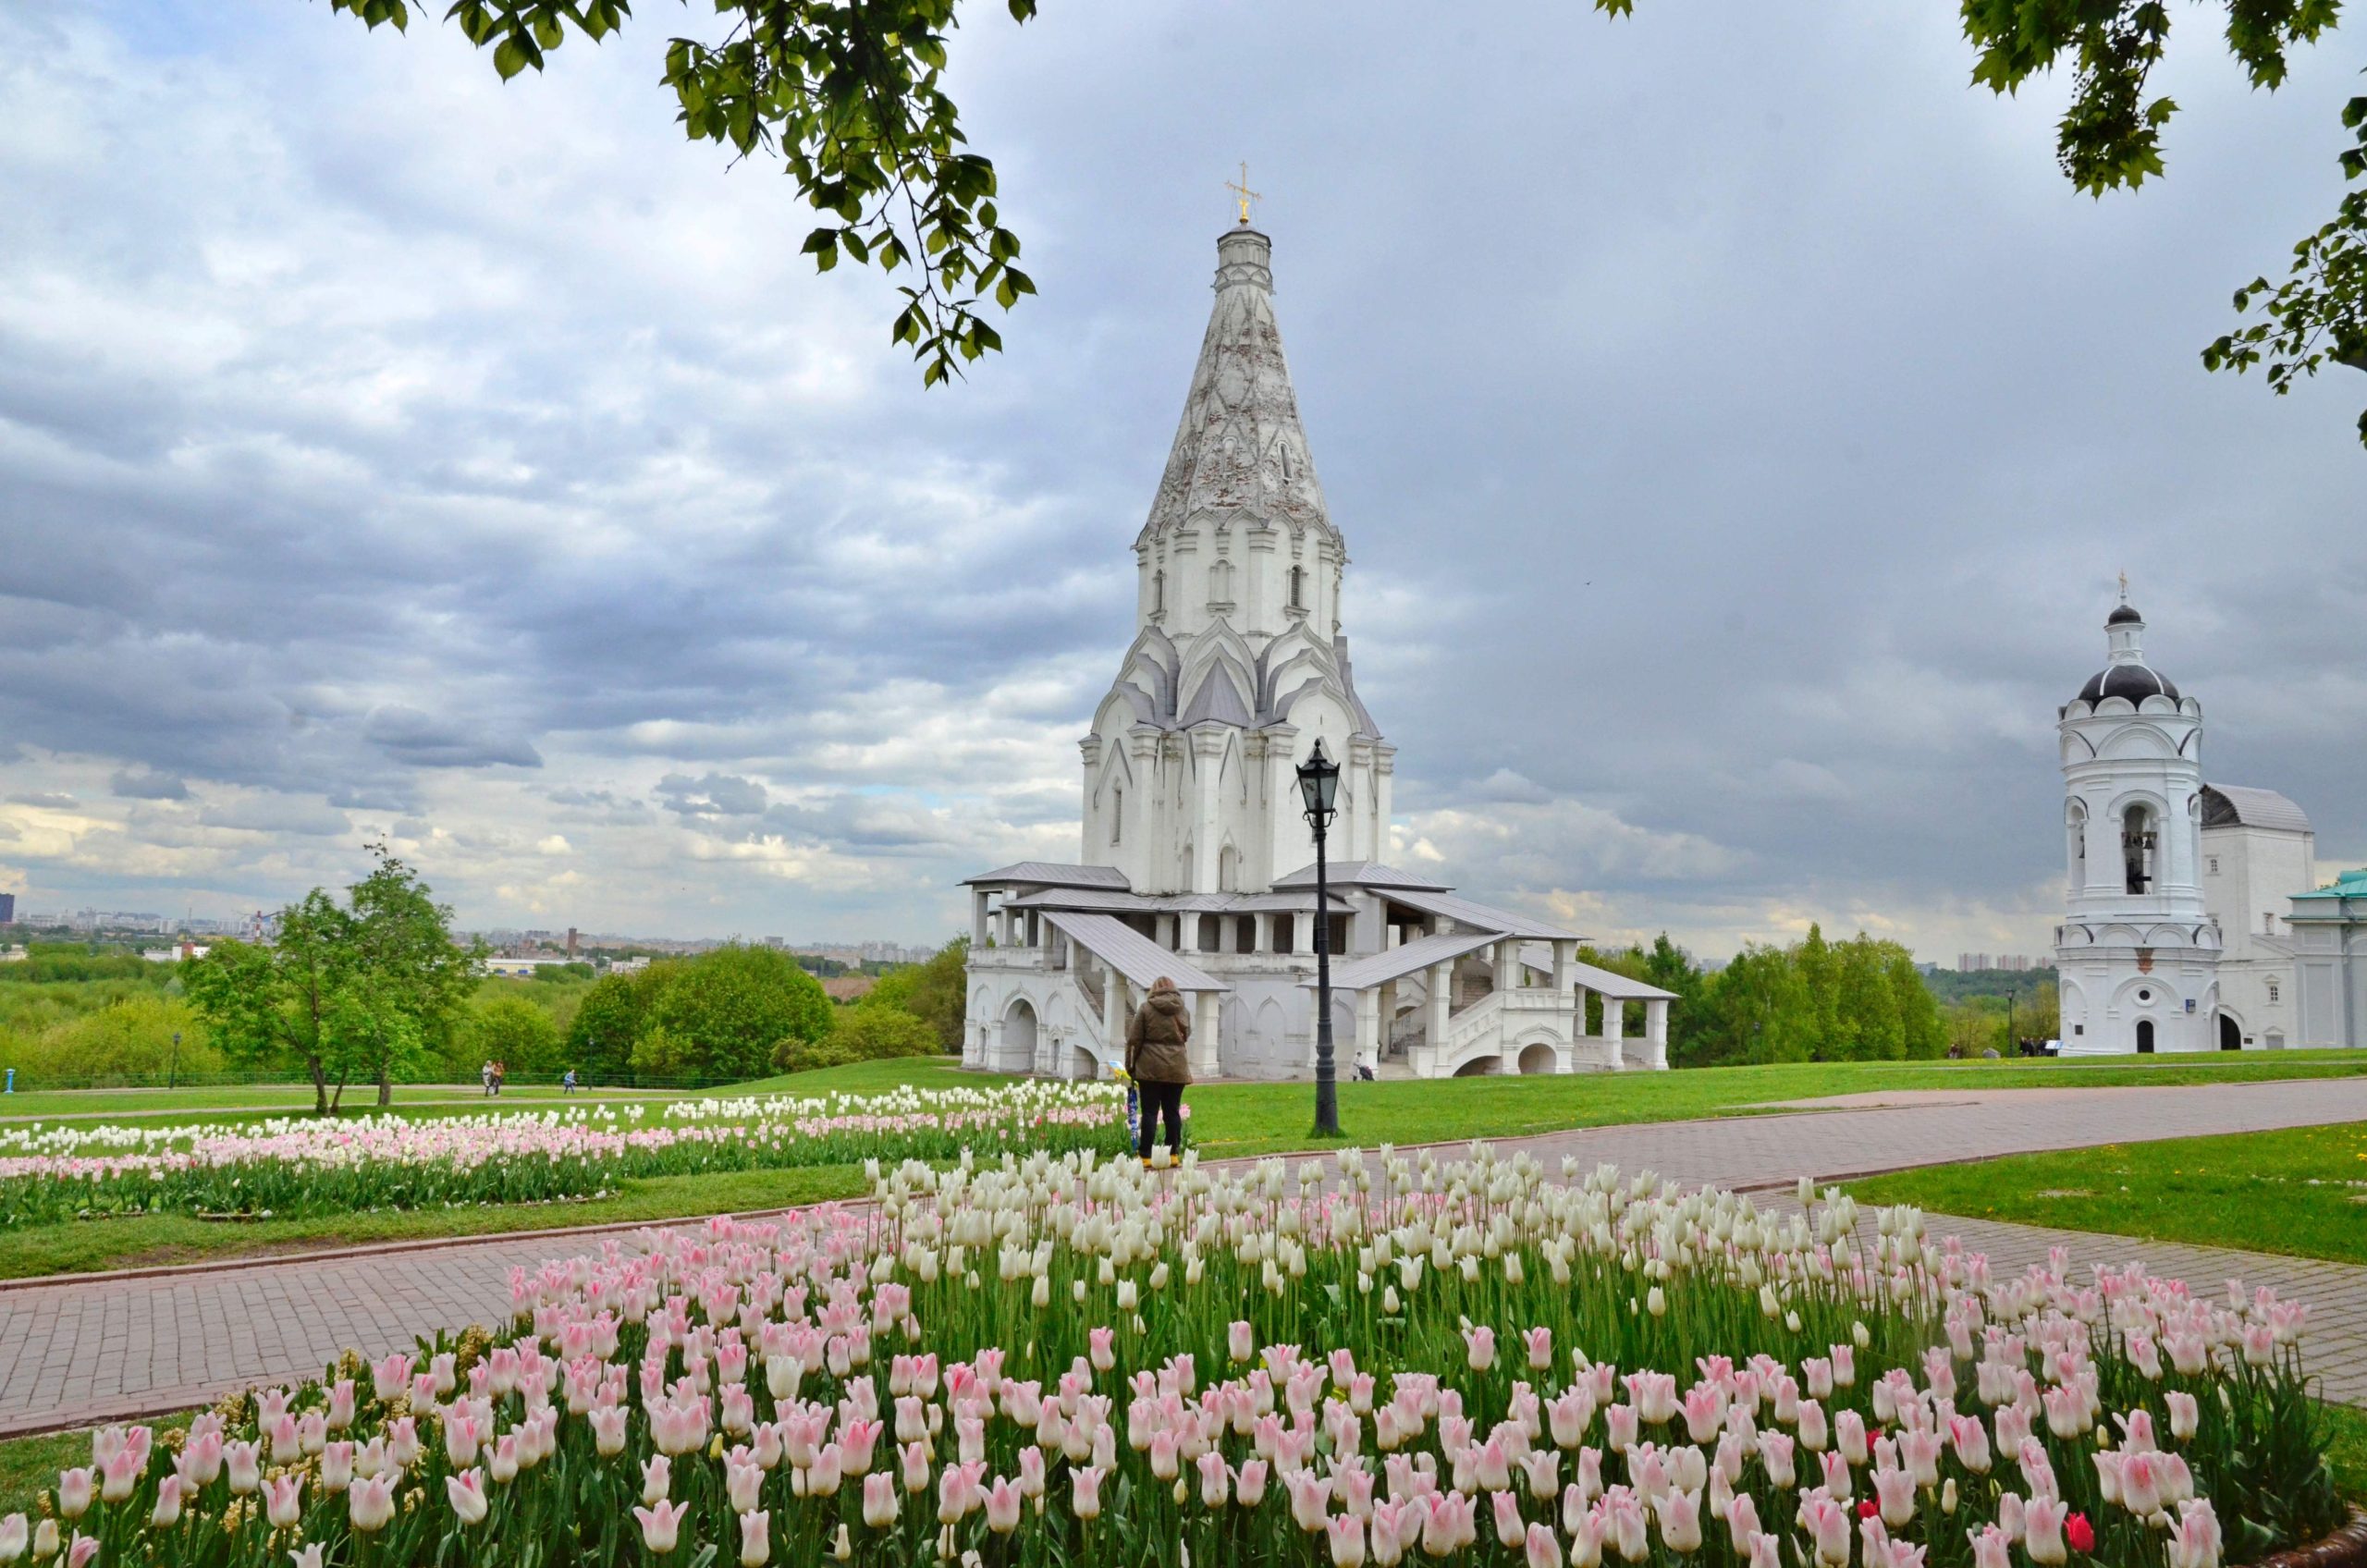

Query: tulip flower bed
[6,1148,2346,1568]
[0,1082,1129,1225]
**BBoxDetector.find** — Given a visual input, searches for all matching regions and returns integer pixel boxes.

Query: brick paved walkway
[2,1077,2361,1437]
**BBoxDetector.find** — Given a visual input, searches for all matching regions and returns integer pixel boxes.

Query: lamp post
[168,1031,180,1092]
[1296,738,1343,1136]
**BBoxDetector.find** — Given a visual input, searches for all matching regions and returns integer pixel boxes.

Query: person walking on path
[481,1060,495,1097]
[1123,977,1192,1163]
[561,1068,578,1096]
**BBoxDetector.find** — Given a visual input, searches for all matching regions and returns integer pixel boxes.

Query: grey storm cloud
[110,767,189,801]
[656,773,769,818]
[0,1,2360,949]
[8,792,78,810]
[196,796,354,837]
[362,707,544,771]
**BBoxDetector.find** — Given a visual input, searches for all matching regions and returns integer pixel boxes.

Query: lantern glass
[1296,740,1340,819]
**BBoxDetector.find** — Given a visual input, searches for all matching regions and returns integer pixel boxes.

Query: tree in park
[636,943,834,1079]
[322,1,2364,442]
[466,993,566,1079]
[182,844,481,1112]
[861,936,970,1053]
[565,963,668,1080]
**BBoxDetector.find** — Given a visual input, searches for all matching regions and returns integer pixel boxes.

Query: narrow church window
[1288,566,1305,610]
[1110,790,1122,844]
[2263,912,2275,935]
[1208,559,1233,605]
[1152,571,1166,616]
[2207,855,2219,876]
[2268,979,2281,1003]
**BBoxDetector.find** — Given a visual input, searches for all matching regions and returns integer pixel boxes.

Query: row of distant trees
[163,847,971,1113]
[1582,925,1956,1068]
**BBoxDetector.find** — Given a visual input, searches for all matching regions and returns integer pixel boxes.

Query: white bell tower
[2054,587,2222,1053]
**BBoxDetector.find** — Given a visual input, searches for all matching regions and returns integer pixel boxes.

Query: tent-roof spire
[1141,222,1335,545]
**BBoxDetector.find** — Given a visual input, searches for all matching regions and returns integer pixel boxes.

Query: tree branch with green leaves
[323,0,1036,386]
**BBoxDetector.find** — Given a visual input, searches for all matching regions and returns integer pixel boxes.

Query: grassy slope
[1847,1122,2367,1267]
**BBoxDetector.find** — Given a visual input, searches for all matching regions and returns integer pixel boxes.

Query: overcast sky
[1,0,2361,957]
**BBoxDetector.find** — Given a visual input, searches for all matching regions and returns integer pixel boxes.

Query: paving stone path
[3,1077,2362,1437]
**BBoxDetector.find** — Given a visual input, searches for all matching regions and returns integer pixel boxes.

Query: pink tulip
[642,1455,672,1506]
[148,1476,183,1529]
[985,1477,1023,1535]
[1656,1488,1703,1553]
[349,1472,397,1534]
[1799,1492,1852,1567]
[1230,1321,1256,1363]
[1874,1465,1916,1528]
[0,1515,22,1561]
[55,1470,92,1520]
[862,1473,897,1529]
[2169,1499,2223,1568]
[1071,1465,1106,1521]
[633,1498,689,1554]
[1330,1513,1368,1567]
[2025,1496,2070,1566]
[1465,1326,1497,1373]
[1525,1328,1553,1371]
[1969,1525,2013,1568]
[1237,1457,1270,1508]
[1493,1490,1527,1549]
[446,1467,489,1525]
[901,1441,930,1495]
[66,1537,97,1568]
[738,1510,770,1567]
[265,1473,304,1529]
[1726,1491,1762,1554]
[2166,1392,2199,1442]
[288,1547,323,1568]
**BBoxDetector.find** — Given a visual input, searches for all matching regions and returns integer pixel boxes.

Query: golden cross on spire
[2118,569,2129,602]
[1224,161,1262,226]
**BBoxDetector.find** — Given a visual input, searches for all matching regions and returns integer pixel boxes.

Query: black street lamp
[168,1031,180,1092]
[1296,738,1343,1136]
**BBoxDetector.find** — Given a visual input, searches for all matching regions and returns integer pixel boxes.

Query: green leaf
[493,36,531,80]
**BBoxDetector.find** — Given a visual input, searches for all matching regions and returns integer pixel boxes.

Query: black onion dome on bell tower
[2072,599,2180,705]
[2076,664,2180,704]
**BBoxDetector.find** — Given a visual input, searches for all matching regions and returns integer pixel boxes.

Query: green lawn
[1847,1121,2367,1267]
[1171,1052,2367,1160]
[0,1164,868,1280]
[0,1081,692,1122]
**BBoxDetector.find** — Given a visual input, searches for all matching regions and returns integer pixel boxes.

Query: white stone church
[961,223,1674,1082]
[2053,594,2361,1052]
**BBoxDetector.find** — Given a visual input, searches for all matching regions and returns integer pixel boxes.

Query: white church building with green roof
[960,222,1673,1082]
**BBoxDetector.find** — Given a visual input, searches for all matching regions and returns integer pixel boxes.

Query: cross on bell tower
[1224,162,1262,227]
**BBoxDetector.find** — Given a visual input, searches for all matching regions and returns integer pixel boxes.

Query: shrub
[782,1002,939,1071]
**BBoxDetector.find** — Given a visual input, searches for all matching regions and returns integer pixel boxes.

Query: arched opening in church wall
[1272,913,1295,953]
[1453,1055,1501,1077]
[1002,998,1039,1071]
[1218,843,1240,893]
[1068,1041,1099,1081]
[2135,1018,2155,1054]
[2067,802,2088,888]
[1196,913,1223,951]
[1517,1042,1559,1075]
[1451,953,1495,1011]
[1233,914,1257,953]
[2218,1013,2242,1051]
[2121,803,2158,894]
